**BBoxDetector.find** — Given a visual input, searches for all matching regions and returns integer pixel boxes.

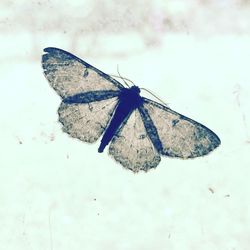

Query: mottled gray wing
[140,98,221,158]
[109,109,161,172]
[58,97,118,143]
[42,47,124,98]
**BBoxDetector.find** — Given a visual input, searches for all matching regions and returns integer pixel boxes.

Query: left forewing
[139,98,221,158]
[109,109,161,172]
[42,47,123,98]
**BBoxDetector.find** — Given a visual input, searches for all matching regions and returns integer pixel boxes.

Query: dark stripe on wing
[63,90,120,104]
[138,105,164,154]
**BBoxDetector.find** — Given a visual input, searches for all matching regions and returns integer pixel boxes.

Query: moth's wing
[109,109,161,172]
[58,97,118,143]
[139,98,221,158]
[42,47,124,98]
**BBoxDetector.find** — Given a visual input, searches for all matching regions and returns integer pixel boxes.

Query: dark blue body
[98,86,143,152]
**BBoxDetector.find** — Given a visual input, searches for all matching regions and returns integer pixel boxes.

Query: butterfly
[42,47,221,172]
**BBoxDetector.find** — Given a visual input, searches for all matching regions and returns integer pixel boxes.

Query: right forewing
[109,109,161,172]
[58,97,118,143]
[140,98,221,158]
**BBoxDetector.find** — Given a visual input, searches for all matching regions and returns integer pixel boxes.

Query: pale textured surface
[109,109,161,172]
[58,98,118,143]
[42,48,122,98]
[142,99,220,158]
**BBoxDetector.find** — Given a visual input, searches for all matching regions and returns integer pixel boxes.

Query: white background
[1,0,250,249]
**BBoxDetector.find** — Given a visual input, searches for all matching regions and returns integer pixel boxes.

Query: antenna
[109,65,135,88]
[111,74,136,87]
[140,88,169,107]
[117,65,130,87]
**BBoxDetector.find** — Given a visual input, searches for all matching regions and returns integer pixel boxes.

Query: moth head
[130,85,140,94]
[119,85,142,105]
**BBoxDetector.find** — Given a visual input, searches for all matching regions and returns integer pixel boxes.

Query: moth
[42,47,221,172]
